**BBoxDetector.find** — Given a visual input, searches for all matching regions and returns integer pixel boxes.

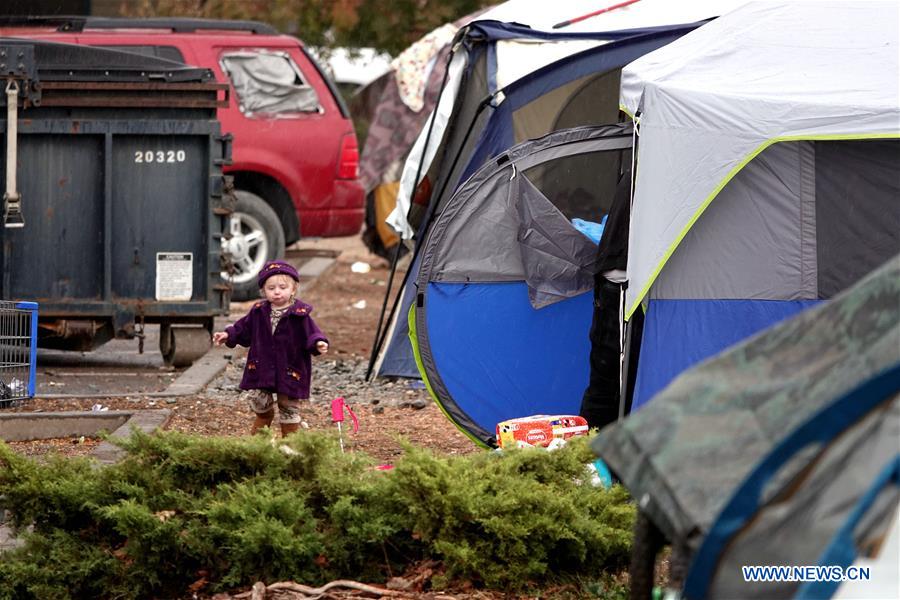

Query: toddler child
[213,260,329,436]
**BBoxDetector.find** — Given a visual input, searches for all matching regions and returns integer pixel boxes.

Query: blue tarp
[572,215,607,244]
[464,20,704,44]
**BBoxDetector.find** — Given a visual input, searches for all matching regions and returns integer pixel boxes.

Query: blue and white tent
[372,3,740,447]
[370,0,740,445]
[413,124,634,446]
[620,1,900,410]
[375,13,703,378]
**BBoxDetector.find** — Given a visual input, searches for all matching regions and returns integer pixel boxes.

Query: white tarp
[389,51,467,239]
[387,0,743,239]
[220,51,321,116]
[622,0,900,316]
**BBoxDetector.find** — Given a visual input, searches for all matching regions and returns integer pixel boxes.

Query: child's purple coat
[223,299,328,399]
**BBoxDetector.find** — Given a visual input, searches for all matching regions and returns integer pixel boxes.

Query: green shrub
[0,432,633,598]
[385,440,633,588]
[186,479,324,589]
[0,529,124,600]
[0,444,109,532]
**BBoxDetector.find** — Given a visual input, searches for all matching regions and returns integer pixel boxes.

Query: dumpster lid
[0,37,215,83]
[0,15,279,35]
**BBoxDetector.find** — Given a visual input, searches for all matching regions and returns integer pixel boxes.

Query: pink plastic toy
[331,396,359,452]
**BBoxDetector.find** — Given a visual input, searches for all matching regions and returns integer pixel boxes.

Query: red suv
[0,16,364,299]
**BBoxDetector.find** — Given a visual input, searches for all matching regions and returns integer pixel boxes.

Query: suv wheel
[222,190,286,301]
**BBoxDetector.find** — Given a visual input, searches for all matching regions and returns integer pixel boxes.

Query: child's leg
[247,390,275,434]
[276,394,303,437]
[252,411,275,434]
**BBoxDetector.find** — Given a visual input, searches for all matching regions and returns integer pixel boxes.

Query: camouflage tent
[593,254,900,599]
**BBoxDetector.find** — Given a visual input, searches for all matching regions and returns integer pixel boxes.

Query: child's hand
[316,341,329,354]
[212,332,228,346]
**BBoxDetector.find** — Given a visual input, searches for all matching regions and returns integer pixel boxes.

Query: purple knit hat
[257,260,300,288]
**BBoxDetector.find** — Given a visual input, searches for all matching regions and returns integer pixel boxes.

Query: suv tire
[223,189,286,301]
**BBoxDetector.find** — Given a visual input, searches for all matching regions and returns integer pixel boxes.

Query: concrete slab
[150,343,232,397]
[91,409,171,464]
[0,411,131,442]
[35,324,239,400]
[0,410,170,450]
[296,256,335,279]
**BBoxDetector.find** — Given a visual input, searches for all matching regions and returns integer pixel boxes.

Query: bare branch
[268,579,419,598]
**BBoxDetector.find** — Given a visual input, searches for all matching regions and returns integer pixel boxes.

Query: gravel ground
[7,356,479,464]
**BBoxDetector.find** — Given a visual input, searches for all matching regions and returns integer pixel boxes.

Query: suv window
[220,50,321,117]
[96,44,185,63]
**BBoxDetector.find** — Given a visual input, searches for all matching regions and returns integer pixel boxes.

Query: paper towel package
[496,415,589,449]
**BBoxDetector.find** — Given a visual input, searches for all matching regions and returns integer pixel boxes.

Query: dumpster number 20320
[134,150,187,164]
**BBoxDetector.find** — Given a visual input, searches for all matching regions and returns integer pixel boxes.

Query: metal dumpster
[0,38,232,366]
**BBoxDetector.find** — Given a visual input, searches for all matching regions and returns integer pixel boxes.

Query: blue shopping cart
[0,301,38,407]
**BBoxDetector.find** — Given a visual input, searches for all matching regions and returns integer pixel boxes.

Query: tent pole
[365,44,458,382]
[618,292,631,421]
[619,139,638,421]
[364,92,491,382]
[552,0,641,29]
[364,229,405,382]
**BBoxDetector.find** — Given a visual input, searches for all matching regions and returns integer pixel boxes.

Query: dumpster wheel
[160,324,211,368]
